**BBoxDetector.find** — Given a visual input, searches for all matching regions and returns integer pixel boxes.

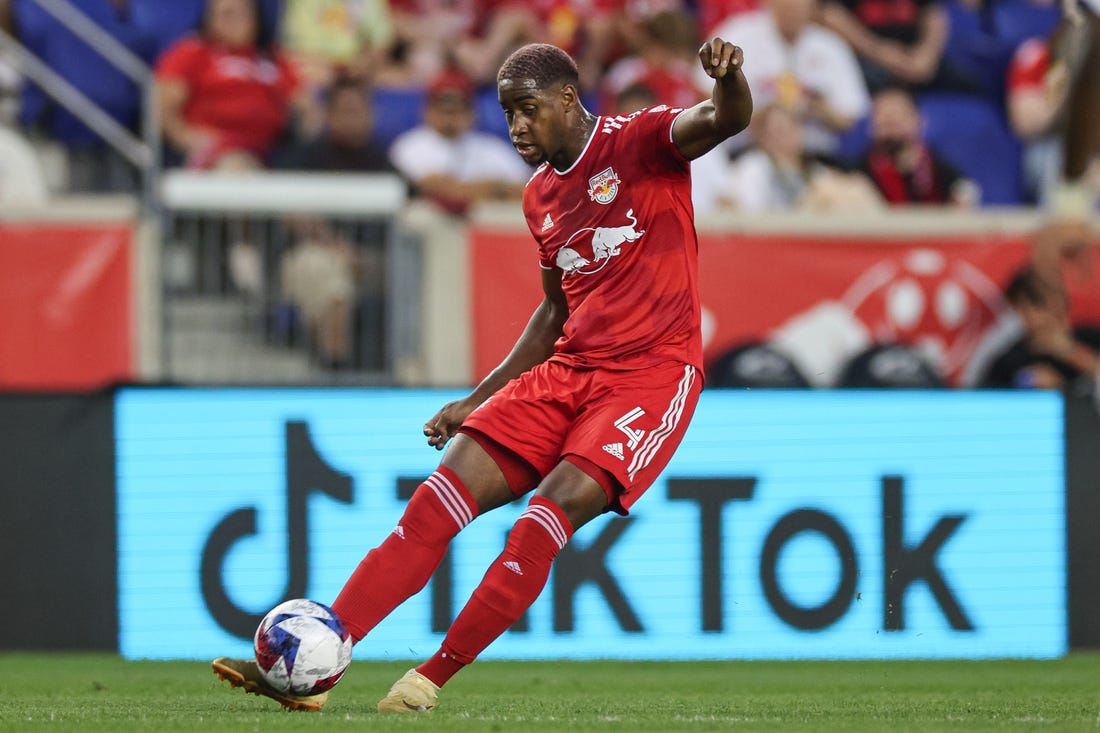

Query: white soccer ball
[254,598,352,696]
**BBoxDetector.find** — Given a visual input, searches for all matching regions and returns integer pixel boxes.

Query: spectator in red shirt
[601,9,708,113]
[382,0,628,89]
[698,0,761,36]
[382,0,478,85]
[155,0,300,169]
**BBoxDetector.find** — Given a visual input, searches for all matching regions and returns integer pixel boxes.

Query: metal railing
[0,0,160,208]
[158,170,416,385]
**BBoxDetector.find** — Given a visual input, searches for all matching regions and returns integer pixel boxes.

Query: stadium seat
[129,0,202,59]
[474,85,511,142]
[834,115,871,167]
[706,341,812,389]
[917,93,1023,205]
[835,344,947,388]
[130,0,283,59]
[14,0,152,146]
[992,0,1062,52]
[12,0,53,128]
[370,87,425,150]
[942,0,1014,100]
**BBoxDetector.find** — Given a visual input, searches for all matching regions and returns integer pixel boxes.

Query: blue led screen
[116,388,1065,660]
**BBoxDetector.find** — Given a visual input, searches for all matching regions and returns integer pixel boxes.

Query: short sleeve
[1008,38,1049,92]
[623,105,690,176]
[274,51,301,98]
[155,36,207,82]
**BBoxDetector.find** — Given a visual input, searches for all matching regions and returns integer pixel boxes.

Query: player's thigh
[459,361,584,480]
[534,459,610,531]
[440,433,519,514]
[563,362,701,513]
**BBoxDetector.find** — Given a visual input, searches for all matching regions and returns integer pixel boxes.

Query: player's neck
[551,111,598,171]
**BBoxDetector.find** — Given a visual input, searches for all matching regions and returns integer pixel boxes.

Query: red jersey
[155,36,298,161]
[523,105,702,371]
[603,57,708,112]
[698,0,761,36]
[388,0,616,47]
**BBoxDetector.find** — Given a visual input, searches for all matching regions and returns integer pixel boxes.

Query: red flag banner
[470,223,1100,386]
[0,222,133,389]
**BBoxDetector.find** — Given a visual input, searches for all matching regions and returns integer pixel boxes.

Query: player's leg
[377,362,702,713]
[571,362,702,515]
[212,434,523,711]
[215,361,573,711]
[329,433,522,641]
[377,459,609,713]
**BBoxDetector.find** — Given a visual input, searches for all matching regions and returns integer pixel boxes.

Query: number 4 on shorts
[614,407,646,450]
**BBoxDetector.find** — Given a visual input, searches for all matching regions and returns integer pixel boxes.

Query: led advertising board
[116,388,1065,660]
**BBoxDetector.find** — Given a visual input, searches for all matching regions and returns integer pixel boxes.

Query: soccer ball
[254,598,352,696]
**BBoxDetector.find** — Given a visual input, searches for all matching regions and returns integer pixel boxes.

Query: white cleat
[376,668,440,713]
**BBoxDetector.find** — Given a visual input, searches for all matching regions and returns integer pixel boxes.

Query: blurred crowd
[0,0,1097,209]
[0,0,1097,384]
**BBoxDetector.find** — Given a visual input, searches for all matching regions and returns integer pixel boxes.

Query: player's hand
[423,397,479,450]
[699,38,743,80]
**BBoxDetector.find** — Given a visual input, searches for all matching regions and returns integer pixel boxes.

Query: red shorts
[460,359,701,515]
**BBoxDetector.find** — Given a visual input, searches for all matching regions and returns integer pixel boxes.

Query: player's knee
[440,434,517,513]
[536,463,608,530]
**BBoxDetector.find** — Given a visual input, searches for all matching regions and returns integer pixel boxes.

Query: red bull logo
[588,167,621,205]
[556,209,645,275]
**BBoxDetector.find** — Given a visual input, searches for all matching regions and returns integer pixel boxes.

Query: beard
[874,137,908,156]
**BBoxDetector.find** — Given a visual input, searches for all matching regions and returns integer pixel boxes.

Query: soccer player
[212,36,752,713]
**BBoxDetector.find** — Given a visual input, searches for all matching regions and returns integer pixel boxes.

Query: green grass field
[2,653,1098,732]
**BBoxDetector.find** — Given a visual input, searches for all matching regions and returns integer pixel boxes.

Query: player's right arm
[424,267,568,449]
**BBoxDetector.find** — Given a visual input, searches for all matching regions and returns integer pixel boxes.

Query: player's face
[498,79,569,168]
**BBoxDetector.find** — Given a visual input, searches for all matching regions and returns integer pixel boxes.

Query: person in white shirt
[728,101,882,211]
[706,0,870,155]
[728,102,831,209]
[0,124,49,207]
[389,68,530,217]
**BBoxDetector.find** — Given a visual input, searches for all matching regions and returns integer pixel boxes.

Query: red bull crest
[587,167,621,205]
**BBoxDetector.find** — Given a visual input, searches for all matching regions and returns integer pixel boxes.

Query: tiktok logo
[200,421,354,639]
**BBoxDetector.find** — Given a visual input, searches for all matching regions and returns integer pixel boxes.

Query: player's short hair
[497,43,579,91]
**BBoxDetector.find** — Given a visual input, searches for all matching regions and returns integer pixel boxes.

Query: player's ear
[559,82,579,110]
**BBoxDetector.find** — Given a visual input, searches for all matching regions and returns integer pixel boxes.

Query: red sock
[331,466,477,641]
[417,495,573,687]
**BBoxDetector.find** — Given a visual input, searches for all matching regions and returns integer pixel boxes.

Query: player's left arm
[671,38,753,161]
[423,267,568,450]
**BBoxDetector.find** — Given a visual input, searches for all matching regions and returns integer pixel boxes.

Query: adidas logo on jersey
[602,442,625,460]
[541,212,554,231]
[504,560,524,575]
[393,525,405,539]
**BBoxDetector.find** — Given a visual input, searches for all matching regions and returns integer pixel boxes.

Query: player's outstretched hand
[423,397,479,450]
[699,37,743,80]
